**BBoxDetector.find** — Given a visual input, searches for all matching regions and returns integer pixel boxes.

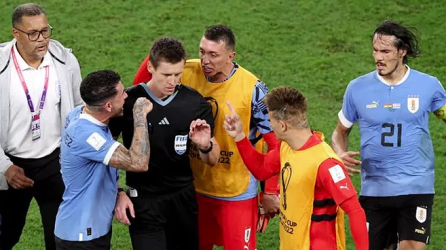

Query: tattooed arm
[109,97,153,172]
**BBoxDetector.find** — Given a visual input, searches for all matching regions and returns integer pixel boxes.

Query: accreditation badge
[31,113,41,141]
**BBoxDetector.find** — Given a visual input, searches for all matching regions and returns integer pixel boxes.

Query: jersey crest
[174,134,188,155]
[407,95,419,113]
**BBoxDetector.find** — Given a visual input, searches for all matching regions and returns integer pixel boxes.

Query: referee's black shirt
[109,83,214,195]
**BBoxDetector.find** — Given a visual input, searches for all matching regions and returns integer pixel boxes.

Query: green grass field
[1,0,446,249]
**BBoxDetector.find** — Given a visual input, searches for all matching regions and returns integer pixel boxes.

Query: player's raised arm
[224,101,281,180]
[109,97,152,172]
[189,119,220,166]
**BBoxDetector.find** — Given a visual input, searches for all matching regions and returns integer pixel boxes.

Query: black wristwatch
[199,141,213,154]
[117,187,125,194]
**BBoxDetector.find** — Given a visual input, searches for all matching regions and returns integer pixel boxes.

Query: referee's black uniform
[110,83,214,250]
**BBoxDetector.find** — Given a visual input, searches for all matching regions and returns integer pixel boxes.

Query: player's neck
[83,106,111,124]
[382,64,407,85]
[146,81,169,100]
[209,62,234,82]
[283,129,313,151]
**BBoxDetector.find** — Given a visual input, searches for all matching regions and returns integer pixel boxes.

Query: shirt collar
[298,132,323,151]
[376,65,411,86]
[79,112,107,127]
[13,42,51,71]
[205,62,239,83]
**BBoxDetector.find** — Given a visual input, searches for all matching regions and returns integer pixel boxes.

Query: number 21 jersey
[339,67,446,196]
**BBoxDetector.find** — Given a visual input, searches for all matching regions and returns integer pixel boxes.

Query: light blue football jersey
[339,68,446,196]
[55,106,120,241]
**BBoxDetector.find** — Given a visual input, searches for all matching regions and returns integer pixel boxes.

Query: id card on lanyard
[11,47,49,141]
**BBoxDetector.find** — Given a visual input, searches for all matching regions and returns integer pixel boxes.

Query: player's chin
[115,109,124,117]
[377,69,388,76]
[164,89,175,96]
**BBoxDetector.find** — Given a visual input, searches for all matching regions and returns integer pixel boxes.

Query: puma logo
[340,183,349,190]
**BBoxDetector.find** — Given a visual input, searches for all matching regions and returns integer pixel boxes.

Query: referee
[110,37,219,250]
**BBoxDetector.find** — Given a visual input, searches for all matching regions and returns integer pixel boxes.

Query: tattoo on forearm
[109,112,150,171]
[109,145,133,170]
[130,112,150,169]
[133,111,148,128]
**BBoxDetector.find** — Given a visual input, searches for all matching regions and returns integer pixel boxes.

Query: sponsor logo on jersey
[159,117,170,125]
[366,101,379,108]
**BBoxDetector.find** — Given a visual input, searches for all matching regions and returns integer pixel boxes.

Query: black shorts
[55,230,111,250]
[128,183,198,250]
[359,194,433,250]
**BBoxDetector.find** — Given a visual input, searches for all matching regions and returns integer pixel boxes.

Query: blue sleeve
[72,127,120,165]
[340,83,359,125]
[251,80,273,134]
[429,79,446,112]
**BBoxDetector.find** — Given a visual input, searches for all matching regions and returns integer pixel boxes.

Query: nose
[201,54,210,64]
[167,75,176,84]
[373,51,383,61]
[123,92,128,99]
[36,32,45,42]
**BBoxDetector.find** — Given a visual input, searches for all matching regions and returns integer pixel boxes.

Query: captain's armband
[434,105,446,119]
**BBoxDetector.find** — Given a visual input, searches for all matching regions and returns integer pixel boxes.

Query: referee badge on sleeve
[174,135,188,155]
[416,207,427,223]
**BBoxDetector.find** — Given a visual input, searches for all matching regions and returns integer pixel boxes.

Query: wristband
[199,141,213,154]
[117,187,125,194]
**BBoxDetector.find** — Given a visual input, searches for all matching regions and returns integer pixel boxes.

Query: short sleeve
[251,80,273,134]
[72,127,120,166]
[339,83,358,128]
[429,79,446,112]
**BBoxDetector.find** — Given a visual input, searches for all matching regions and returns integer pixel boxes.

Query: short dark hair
[80,70,121,107]
[203,24,236,51]
[264,87,309,129]
[12,3,46,27]
[373,20,420,64]
[149,37,186,69]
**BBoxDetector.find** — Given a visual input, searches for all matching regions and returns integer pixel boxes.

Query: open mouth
[376,62,386,70]
[202,66,213,74]
[36,45,46,52]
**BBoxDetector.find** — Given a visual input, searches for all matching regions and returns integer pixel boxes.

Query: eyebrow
[199,47,219,54]
[26,27,49,32]
[162,71,182,75]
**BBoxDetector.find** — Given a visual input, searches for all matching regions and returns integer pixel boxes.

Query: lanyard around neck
[11,46,50,114]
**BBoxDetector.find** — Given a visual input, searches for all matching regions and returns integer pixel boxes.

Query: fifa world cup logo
[281,162,292,210]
